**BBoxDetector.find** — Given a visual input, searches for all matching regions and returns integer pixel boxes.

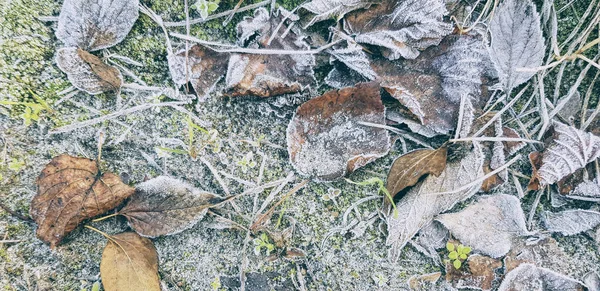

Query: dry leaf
[167,45,228,99]
[488,0,545,90]
[343,0,452,60]
[445,254,502,291]
[301,0,372,28]
[30,154,134,248]
[584,271,600,291]
[436,194,529,258]
[504,237,569,274]
[100,232,160,291]
[542,210,600,236]
[56,0,139,51]
[287,82,390,181]
[328,42,378,81]
[407,272,442,290]
[119,176,223,237]
[56,47,123,95]
[498,263,585,291]
[386,143,484,261]
[567,179,600,202]
[385,146,448,203]
[527,151,543,191]
[411,221,448,262]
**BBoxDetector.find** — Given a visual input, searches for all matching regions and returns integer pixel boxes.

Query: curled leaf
[56,47,123,95]
[30,154,134,248]
[56,0,139,51]
[100,232,160,291]
[119,176,222,237]
[287,82,390,181]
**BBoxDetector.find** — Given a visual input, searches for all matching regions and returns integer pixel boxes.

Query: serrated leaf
[100,232,160,291]
[301,0,373,28]
[386,143,484,261]
[287,82,390,181]
[30,154,134,248]
[536,122,600,186]
[118,176,223,237]
[542,209,600,236]
[56,0,139,51]
[385,146,448,204]
[498,264,585,291]
[488,0,545,90]
[436,194,529,258]
[343,0,453,60]
[56,47,123,95]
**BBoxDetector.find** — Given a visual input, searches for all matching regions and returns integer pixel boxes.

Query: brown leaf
[481,163,504,192]
[445,254,502,291]
[385,146,447,203]
[56,47,123,95]
[168,45,229,99]
[286,82,390,181]
[30,154,134,248]
[408,272,442,290]
[100,232,160,291]
[118,176,222,237]
[527,151,543,191]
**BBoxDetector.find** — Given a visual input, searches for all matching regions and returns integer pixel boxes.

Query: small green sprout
[345,177,398,218]
[253,233,275,256]
[237,152,256,173]
[193,0,220,19]
[372,274,388,287]
[8,158,25,172]
[446,242,471,269]
[210,276,221,290]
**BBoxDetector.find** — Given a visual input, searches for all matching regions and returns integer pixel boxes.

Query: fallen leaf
[385,146,448,203]
[301,0,373,28]
[488,0,545,90]
[498,263,585,291]
[411,221,448,262]
[167,45,228,99]
[56,47,123,95]
[56,0,139,51]
[287,82,390,181]
[504,236,570,273]
[445,254,502,291]
[535,122,600,186]
[481,163,504,192]
[30,154,134,248]
[436,194,529,258]
[386,142,484,261]
[343,0,453,60]
[527,151,543,191]
[100,232,160,291]
[407,272,441,290]
[542,209,600,236]
[327,42,378,81]
[118,176,223,237]
[566,179,600,202]
[583,271,600,291]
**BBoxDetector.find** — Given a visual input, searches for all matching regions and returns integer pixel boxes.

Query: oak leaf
[56,47,123,95]
[30,154,134,248]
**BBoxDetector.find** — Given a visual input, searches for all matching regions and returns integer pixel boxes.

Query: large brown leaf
[385,146,447,203]
[100,232,160,291]
[56,47,123,95]
[287,81,390,181]
[118,176,222,237]
[30,154,134,248]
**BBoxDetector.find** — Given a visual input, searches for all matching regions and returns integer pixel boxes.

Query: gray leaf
[56,0,139,51]
[542,209,600,236]
[120,176,221,237]
[583,271,600,291]
[411,221,448,262]
[498,263,585,291]
[566,178,600,202]
[301,0,373,28]
[436,194,529,258]
[55,47,123,95]
[328,42,378,81]
[488,0,545,90]
[386,142,484,261]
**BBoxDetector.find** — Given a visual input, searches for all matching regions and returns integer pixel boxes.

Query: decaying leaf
[328,42,378,81]
[56,0,139,51]
[411,221,448,262]
[498,263,585,291]
[436,194,529,258]
[567,179,600,202]
[287,82,390,181]
[301,0,373,28]
[100,232,160,291]
[343,0,453,60]
[56,47,123,95]
[527,151,543,191]
[225,8,316,97]
[445,254,502,291]
[407,272,442,290]
[536,122,600,186]
[386,143,484,261]
[118,176,223,237]
[488,0,545,90]
[542,209,600,236]
[504,237,570,274]
[30,154,134,248]
[385,146,448,203]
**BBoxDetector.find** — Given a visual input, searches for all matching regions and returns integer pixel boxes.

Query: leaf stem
[84,225,113,241]
[92,213,120,222]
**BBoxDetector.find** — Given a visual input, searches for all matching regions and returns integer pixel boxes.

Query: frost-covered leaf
[56,0,139,51]
[386,146,448,203]
[343,0,453,60]
[567,179,600,202]
[287,82,390,181]
[328,42,378,81]
[301,0,372,28]
[386,143,484,261]
[498,263,585,291]
[535,122,600,186]
[225,8,315,97]
[407,272,442,290]
[504,236,571,273]
[542,210,600,236]
[56,47,123,95]
[30,154,134,248]
[100,232,160,291]
[583,271,600,291]
[119,176,222,237]
[488,0,545,90]
[445,254,502,291]
[436,194,529,258]
[411,221,448,261]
